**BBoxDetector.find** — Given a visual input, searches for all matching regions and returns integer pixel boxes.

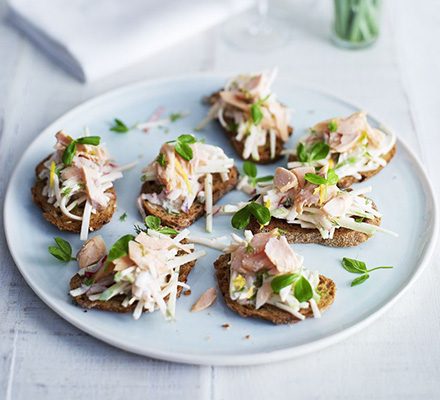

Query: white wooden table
[1,0,439,398]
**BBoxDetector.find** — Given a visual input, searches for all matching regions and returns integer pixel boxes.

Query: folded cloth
[7,0,251,82]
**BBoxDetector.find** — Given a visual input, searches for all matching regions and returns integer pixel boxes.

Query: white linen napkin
[7,0,251,82]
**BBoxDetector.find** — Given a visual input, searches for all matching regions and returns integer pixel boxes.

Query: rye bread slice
[31,157,117,233]
[247,211,381,248]
[140,166,239,230]
[207,92,293,164]
[70,251,196,312]
[288,143,397,189]
[214,254,336,325]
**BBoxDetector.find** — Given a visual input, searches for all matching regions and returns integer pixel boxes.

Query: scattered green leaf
[48,237,75,262]
[341,257,394,287]
[169,112,185,122]
[231,202,271,230]
[242,161,273,187]
[110,118,130,133]
[351,274,370,286]
[342,257,367,274]
[119,212,128,222]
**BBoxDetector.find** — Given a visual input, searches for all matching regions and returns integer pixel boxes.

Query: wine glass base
[222,13,291,52]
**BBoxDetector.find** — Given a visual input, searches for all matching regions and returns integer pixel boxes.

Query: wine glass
[222,0,291,51]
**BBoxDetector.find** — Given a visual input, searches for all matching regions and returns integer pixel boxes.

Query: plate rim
[4,73,439,366]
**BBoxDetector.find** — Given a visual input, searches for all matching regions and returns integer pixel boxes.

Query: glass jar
[332,0,382,49]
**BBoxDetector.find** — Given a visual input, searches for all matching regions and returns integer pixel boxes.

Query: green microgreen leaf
[271,273,298,294]
[177,134,197,144]
[342,257,367,274]
[156,153,167,167]
[76,136,101,146]
[341,258,394,287]
[250,103,264,125]
[175,141,193,161]
[309,141,330,161]
[296,141,329,163]
[231,207,251,230]
[351,274,370,287]
[296,142,308,162]
[250,94,270,125]
[326,168,339,185]
[48,237,74,262]
[328,120,338,132]
[305,168,339,186]
[107,234,135,263]
[62,141,76,166]
[145,215,161,230]
[231,202,271,230]
[243,161,257,178]
[255,175,274,183]
[169,112,184,122]
[294,276,314,302]
[119,212,127,222]
[157,227,179,236]
[110,118,130,133]
[304,173,327,185]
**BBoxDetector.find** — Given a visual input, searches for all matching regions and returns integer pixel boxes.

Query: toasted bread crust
[207,92,293,164]
[247,213,381,247]
[31,157,117,233]
[214,254,336,324]
[70,255,196,312]
[288,144,397,189]
[140,166,239,230]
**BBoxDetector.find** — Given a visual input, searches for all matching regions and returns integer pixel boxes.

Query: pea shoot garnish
[296,141,330,163]
[231,202,271,230]
[242,161,273,187]
[135,216,178,236]
[62,136,101,166]
[341,257,394,287]
[48,237,76,262]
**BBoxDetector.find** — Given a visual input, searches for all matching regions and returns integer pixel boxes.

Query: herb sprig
[296,141,330,163]
[231,202,271,230]
[242,161,273,187]
[48,237,76,262]
[107,235,134,263]
[110,118,130,133]
[341,257,394,286]
[305,168,339,186]
[135,216,178,236]
[62,136,101,166]
[167,134,197,161]
[250,95,270,125]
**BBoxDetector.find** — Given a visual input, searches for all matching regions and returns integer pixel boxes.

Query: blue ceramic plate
[4,75,438,365]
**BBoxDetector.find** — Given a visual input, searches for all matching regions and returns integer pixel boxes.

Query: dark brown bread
[140,166,239,230]
[70,254,196,312]
[214,254,336,325]
[31,157,116,233]
[247,213,381,248]
[288,143,397,189]
[207,92,293,164]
